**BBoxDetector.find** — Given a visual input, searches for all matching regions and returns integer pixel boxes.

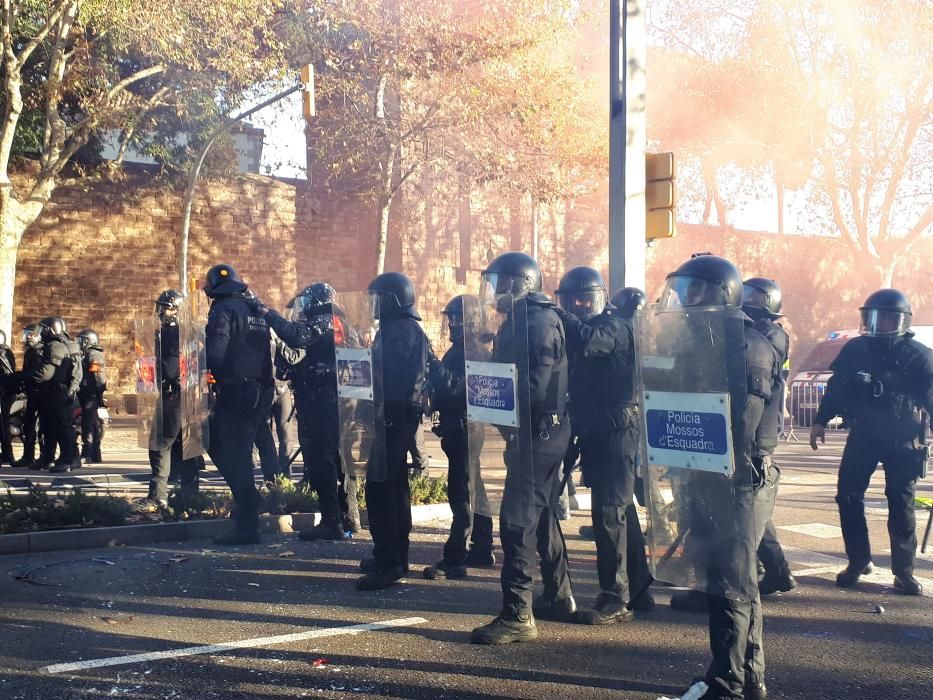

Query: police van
[788,326,933,428]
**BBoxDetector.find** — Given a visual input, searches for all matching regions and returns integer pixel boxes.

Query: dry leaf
[247,582,260,587]
[277,551,295,558]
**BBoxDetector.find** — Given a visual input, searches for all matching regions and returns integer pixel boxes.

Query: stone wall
[11,170,932,401]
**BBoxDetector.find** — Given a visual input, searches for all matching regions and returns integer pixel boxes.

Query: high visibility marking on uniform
[42,616,428,675]
[778,522,843,539]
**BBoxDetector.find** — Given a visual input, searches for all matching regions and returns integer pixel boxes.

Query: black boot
[356,565,405,591]
[298,520,348,541]
[465,549,496,567]
[423,559,467,580]
[836,561,873,588]
[575,593,634,625]
[212,529,262,546]
[745,680,768,700]
[670,589,709,612]
[359,555,378,572]
[630,588,656,611]
[470,611,537,645]
[532,594,577,622]
[759,568,797,596]
[578,525,595,540]
[893,574,922,596]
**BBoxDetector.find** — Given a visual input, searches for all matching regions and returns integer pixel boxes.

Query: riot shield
[464,295,535,526]
[334,291,385,481]
[133,316,162,451]
[177,304,209,460]
[637,305,754,600]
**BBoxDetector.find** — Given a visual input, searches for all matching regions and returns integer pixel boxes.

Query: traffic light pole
[609,0,647,292]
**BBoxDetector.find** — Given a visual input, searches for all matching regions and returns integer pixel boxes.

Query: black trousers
[757,519,789,576]
[295,384,342,525]
[366,409,420,570]
[149,396,200,502]
[705,473,777,699]
[836,431,918,577]
[208,382,274,533]
[38,387,77,464]
[0,393,13,461]
[499,422,572,616]
[441,426,493,566]
[582,423,641,603]
[20,393,41,461]
[79,395,104,463]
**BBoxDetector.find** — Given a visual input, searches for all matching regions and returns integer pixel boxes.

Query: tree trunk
[376,197,390,276]
[531,198,539,260]
[0,216,26,338]
[776,180,785,234]
[881,259,897,288]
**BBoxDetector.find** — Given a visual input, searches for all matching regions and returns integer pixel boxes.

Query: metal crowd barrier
[783,381,847,442]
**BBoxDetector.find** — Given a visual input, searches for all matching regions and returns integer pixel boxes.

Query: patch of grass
[354,472,449,511]
[0,486,130,533]
[168,488,233,520]
[260,474,318,515]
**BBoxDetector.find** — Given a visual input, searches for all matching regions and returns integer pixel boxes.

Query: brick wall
[11,171,932,400]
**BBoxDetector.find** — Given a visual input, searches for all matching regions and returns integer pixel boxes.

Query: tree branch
[14,0,76,69]
[877,97,926,243]
[115,86,171,166]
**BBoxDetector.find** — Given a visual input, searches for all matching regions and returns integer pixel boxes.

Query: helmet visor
[859,309,910,337]
[741,284,770,311]
[660,275,721,308]
[442,313,464,343]
[290,295,311,322]
[557,290,606,318]
[480,272,524,312]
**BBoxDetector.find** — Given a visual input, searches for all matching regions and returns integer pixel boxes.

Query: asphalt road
[0,432,931,700]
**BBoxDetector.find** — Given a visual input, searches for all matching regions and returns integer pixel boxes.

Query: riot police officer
[0,329,15,466]
[554,272,654,624]
[658,255,781,700]
[357,272,433,590]
[811,289,932,596]
[742,278,796,596]
[148,291,201,506]
[76,329,107,464]
[250,282,353,541]
[31,317,83,473]
[13,324,43,468]
[423,294,495,580]
[203,264,274,545]
[471,252,573,645]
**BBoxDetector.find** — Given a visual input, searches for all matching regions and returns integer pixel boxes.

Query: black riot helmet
[367,272,419,320]
[77,329,101,350]
[442,294,471,343]
[155,289,184,326]
[859,289,912,337]
[610,287,647,321]
[481,252,542,312]
[21,323,40,348]
[38,316,66,341]
[742,277,783,319]
[555,266,607,319]
[203,263,247,298]
[291,282,337,321]
[660,255,743,308]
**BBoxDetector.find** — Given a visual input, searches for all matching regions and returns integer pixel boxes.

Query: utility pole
[609,0,647,292]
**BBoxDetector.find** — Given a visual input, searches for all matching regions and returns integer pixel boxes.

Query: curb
[1,503,451,556]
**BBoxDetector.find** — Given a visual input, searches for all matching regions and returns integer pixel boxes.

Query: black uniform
[561,309,652,606]
[78,345,107,463]
[752,317,792,582]
[427,337,494,566]
[497,293,573,617]
[148,323,200,502]
[16,343,44,466]
[31,335,82,468]
[206,290,274,534]
[267,308,350,531]
[253,371,295,481]
[367,314,431,571]
[0,342,15,465]
[815,333,933,580]
[704,321,782,699]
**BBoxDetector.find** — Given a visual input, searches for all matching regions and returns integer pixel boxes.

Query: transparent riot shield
[133,316,162,451]
[177,304,209,460]
[464,295,535,526]
[334,291,385,481]
[637,305,753,599]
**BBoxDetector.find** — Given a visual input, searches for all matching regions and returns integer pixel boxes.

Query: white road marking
[42,616,428,675]
[778,522,843,539]
[785,547,932,597]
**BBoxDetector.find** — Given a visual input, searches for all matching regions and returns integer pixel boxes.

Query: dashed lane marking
[778,522,843,539]
[42,616,429,675]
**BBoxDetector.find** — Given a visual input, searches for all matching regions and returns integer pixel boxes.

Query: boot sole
[470,629,538,645]
[576,612,634,625]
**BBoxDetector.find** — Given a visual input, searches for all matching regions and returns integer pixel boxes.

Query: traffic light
[300,64,315,121]
[646,152,675,240]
